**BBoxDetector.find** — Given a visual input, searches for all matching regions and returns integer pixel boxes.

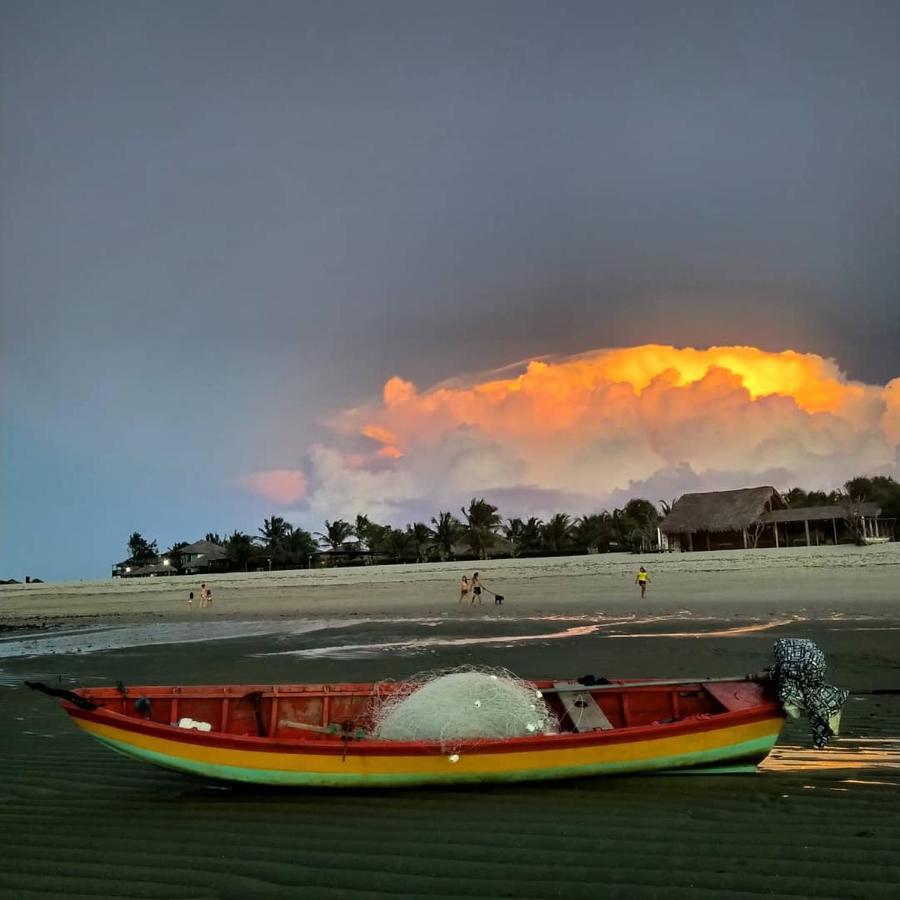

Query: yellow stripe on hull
[73,716,783,786]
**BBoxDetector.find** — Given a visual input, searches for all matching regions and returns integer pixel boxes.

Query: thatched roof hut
[661,487,785,535]
[662,487,890,550]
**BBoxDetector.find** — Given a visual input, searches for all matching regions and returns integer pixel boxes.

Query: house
[112,559,177,578]
[176,540,230,575]
[661,486,889,551]
[661,487,787,551]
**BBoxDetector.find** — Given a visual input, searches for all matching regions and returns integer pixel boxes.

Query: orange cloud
[301,345,899,521]
[361,424,404,459]
[361,424,398,445]
[239,469,308,505]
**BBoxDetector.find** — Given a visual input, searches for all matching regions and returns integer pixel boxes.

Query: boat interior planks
[68,679,757,741]
[552,682,614,732]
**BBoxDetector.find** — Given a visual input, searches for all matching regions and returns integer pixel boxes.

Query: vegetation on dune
[120,475,898,574]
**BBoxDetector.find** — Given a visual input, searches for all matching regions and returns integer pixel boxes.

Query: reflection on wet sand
[610,618,797,638]
[760,737,900,773]
[264,616,798,658]
[261,623,607,658]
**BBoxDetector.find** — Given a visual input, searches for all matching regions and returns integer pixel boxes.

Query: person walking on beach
[459,575,469,604]
[635,566,651,598]
[204,586,213,608]
[471,572,483,605]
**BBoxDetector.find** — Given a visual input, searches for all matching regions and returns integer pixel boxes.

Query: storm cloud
[241,345,900,522]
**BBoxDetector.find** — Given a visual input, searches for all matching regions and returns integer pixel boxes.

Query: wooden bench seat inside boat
[553,682,615,732]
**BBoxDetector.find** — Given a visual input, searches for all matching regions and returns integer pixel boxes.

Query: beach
[2,545,899,898]
[3,543,899,624]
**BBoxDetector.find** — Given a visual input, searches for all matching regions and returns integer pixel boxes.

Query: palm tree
[315,519,355,551]
[541,513,572,553]
[354,513,388,555]
[502,518,525,557]
[259,515,292,548]
[354,514,373,548]
[519,517,544,555]
[571,514,607,553]
[431,511,463,560]
[408,522,434,563]
[281,528,319,567]
[256,516,296,570]
[460,498,502,560]
[609,508,628,549]
[204,533,223,545]
[380,527,411,562]
[658,499,677,518]
[224,531,255,572]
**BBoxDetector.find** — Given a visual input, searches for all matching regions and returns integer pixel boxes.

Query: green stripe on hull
[91,732,780,788]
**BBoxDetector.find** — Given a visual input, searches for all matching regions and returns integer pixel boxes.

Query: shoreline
[1,544,898,626]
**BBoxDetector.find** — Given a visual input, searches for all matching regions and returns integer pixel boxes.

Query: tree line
[124,474,900,572]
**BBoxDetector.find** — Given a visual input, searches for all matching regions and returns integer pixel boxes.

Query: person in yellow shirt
[635,566,651,598]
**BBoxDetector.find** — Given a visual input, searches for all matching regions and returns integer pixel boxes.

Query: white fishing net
[369,666,558,751]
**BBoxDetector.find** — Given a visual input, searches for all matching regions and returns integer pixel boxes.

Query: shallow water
[1,614,898,898]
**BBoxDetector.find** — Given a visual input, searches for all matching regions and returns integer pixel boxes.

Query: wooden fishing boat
[39,675,785,787]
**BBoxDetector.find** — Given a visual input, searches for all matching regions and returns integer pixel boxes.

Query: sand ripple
[2,610,899,898]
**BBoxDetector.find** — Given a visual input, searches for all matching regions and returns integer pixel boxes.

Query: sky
[1,0,898,581]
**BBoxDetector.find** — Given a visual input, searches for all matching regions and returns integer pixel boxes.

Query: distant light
[163,559,170,566]
[125,567,131,573]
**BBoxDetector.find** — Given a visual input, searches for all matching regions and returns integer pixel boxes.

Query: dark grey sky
[2,1,898,579]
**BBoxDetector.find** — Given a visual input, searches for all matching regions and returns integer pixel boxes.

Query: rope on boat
[24,681,99,710]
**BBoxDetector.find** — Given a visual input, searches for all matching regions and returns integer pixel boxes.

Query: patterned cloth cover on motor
[771,638,849,749]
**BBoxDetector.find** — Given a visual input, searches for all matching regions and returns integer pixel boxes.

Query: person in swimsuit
[459,575,469,604]
[471,572,483,605]
[635,566,651,598]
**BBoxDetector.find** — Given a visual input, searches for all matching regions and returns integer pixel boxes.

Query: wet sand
[1,546,899,898]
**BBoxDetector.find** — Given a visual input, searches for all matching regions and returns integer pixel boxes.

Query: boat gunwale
[62,679,783,757]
